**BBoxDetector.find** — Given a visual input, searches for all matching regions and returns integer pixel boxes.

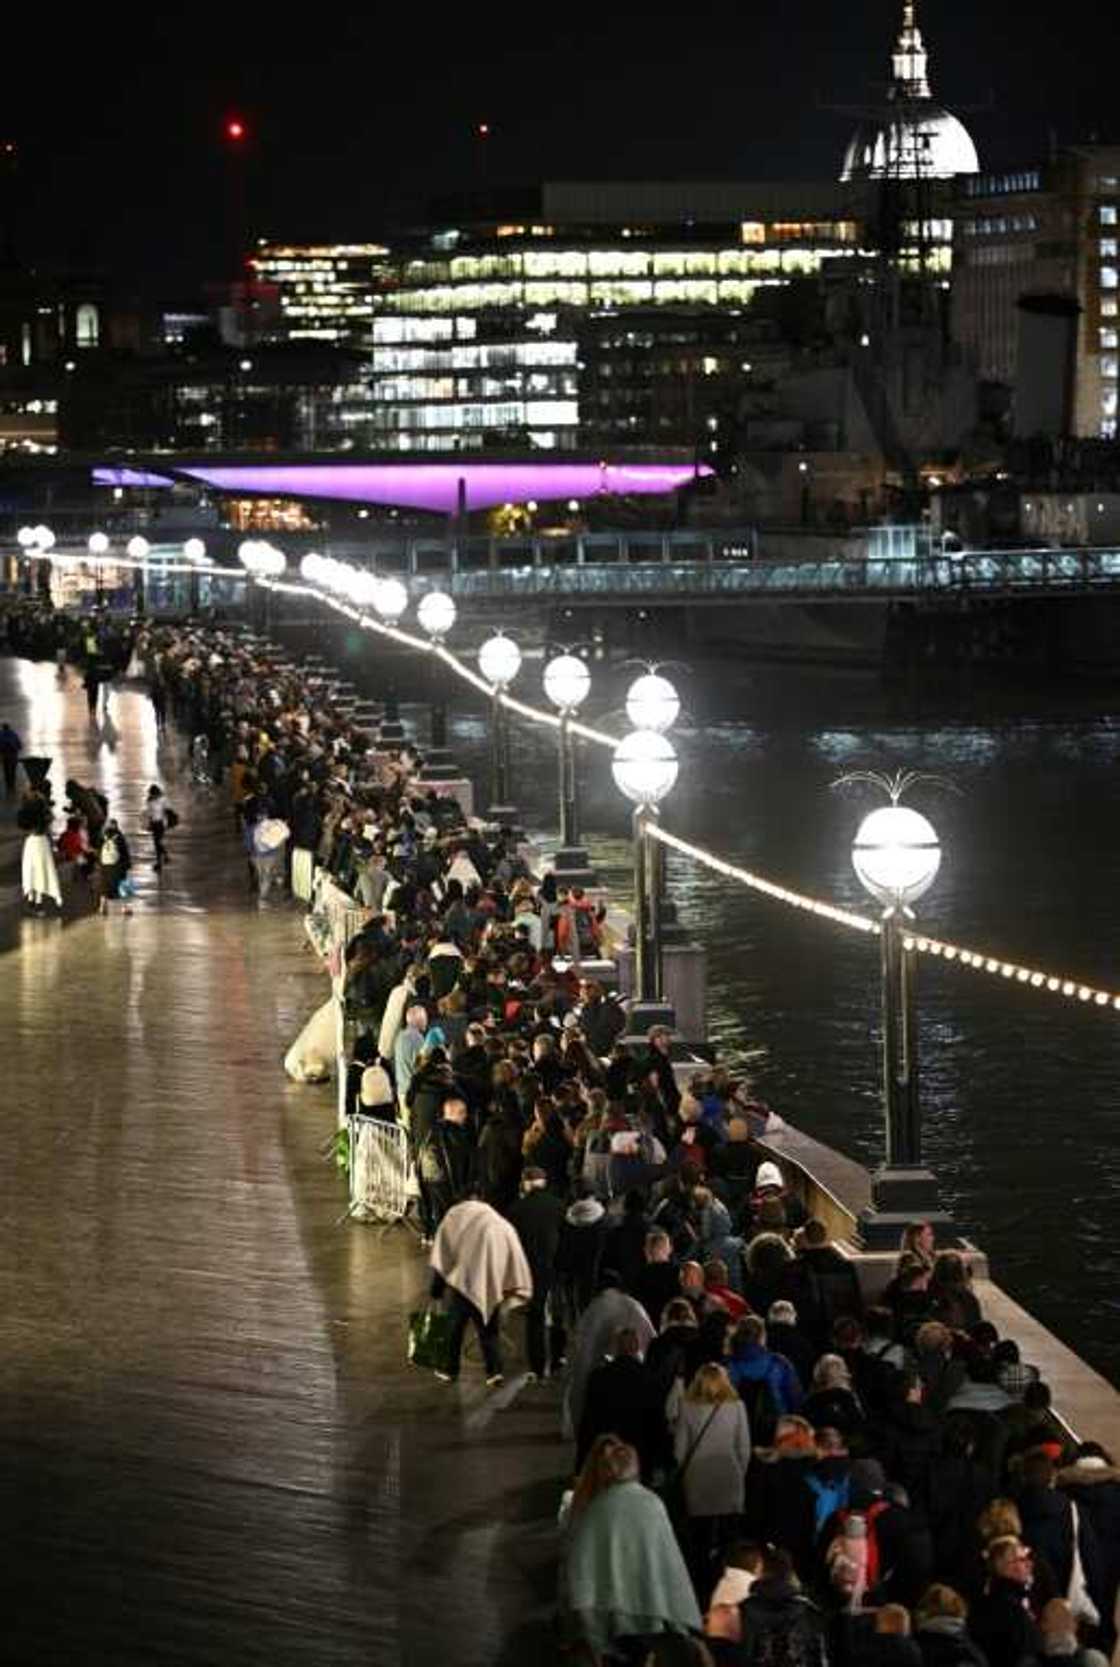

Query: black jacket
[476,1112,524,1210]
[736,1576,829,1667]
[508,1187,566,1284]
[967,1579,1040,1667]
[576,1355,668,1476]
[417,1120,476,1200]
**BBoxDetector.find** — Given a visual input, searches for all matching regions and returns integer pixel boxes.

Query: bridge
[420,544,1120,607]
[10,526,1120,614]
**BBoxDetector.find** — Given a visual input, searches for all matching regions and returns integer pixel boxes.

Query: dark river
[439,662,1120,1389]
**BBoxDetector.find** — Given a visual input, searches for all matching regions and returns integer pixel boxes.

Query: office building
[250,244,389,347]
[368,186,864,452]
[952,145,1120,438]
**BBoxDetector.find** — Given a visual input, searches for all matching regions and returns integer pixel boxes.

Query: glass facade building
[369,212,864,452]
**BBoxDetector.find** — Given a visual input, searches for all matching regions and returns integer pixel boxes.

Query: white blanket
[284,996,338,1082]
[22,834,62,906]
[430,1201,533,1323]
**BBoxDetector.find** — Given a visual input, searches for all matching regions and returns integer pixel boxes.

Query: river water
[441,664,1120,1388]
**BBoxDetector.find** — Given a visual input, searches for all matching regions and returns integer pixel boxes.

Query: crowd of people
[6,602,1118,1667]
[3,607,172,912]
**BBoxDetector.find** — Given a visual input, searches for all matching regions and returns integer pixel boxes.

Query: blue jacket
[728,1342,803,1414]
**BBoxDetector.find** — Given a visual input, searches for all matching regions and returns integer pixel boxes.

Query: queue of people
[3,607,172,913]
[20,604,1116,1667]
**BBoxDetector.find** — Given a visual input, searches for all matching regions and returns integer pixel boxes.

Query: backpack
[834,1499,891,1590]
[737,1369,781,1447]
[806,1470,851,1537]
[573,905,599,956]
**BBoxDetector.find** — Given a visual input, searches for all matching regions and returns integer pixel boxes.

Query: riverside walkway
[0,657,561,1667]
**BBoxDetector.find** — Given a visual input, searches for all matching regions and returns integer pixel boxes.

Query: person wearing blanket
[429,1200,533,1387]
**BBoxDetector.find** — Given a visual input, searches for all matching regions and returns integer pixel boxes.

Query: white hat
[755,1161,783,1191]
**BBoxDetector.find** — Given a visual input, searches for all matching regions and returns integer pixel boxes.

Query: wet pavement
[0,657,565,1667]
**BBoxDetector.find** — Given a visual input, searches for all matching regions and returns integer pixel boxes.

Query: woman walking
[18,791,62,913]
[672,1361,752,1598]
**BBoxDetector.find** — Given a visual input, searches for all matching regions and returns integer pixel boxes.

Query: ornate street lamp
[851,792,950,1244]
[543,651,596,886]
[479,632,522,823]
[612,728,679,1032]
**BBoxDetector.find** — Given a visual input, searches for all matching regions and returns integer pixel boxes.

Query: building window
[1102,356,1119,379]
[1102,328,1119,349]
[76,303,99,348]
[1102,206,1118,225]
[1102,240,1119,258]
[1102,267,1119,290]
[1104,298,1119,317]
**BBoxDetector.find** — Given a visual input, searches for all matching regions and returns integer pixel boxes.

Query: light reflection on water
[437,699,1120,1386]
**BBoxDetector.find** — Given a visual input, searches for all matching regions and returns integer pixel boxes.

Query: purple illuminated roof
[94,466,177,488]
[173,461,709,513]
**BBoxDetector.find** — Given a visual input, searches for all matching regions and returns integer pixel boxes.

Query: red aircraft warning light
[226,118,246,142]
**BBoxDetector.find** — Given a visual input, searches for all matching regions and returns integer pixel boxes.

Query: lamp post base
[623,998,677,1037]
[419,747,461,782]
[858,1165,956,1249]
[487,803,521,829]
[552,846,599,889]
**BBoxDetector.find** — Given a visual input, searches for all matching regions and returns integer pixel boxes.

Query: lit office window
[1102,206,1118,225]
[75,303,100,348]
[1102,328,1119,349]
[1102,356,1119,379]
[1103,240,1119,258]
[1102,267,1119,290]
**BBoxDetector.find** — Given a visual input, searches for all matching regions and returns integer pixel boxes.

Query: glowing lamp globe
[17,526,35,548]
[611,729,679,806]
[373,576,408,620]
[479,634,522,689]
[88,532,110,556]
[417,590,457,639]
[127,535,150,560]
[852,804,941,907]
[626,672,680,734]
[261,544,286,576]
[238,539,262,569]
[300,551,323,582]
[34,524,56,551]
[183,537,206,563]
[348,568,380,608]
[543,653,591,712]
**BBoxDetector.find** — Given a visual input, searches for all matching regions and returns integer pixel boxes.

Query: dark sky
[4,0,1118,294]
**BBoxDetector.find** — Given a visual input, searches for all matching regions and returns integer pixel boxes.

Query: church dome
[841,104,979,182]
[840,1,979,183]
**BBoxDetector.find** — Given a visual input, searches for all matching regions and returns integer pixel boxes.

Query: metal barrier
[344,1115,414,1227]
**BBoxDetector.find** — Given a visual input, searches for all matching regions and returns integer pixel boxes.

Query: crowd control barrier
[343,1114,415,1228]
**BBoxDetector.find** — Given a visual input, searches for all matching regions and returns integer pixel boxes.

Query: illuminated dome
[841,1,979,183]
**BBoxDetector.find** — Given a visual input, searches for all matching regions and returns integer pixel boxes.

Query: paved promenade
[0,657,562,1667]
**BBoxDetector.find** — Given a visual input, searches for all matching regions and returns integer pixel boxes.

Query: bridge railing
[420,548,1120,602]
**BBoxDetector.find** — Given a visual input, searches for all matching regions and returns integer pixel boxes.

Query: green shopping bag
[408,1305,453,1371]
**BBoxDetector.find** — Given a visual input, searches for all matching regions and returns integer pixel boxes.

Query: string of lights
[900,931,1120,1012]
[264,575,1120,1018]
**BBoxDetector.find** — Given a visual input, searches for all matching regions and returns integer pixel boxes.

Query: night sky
[4,0,1118,294]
